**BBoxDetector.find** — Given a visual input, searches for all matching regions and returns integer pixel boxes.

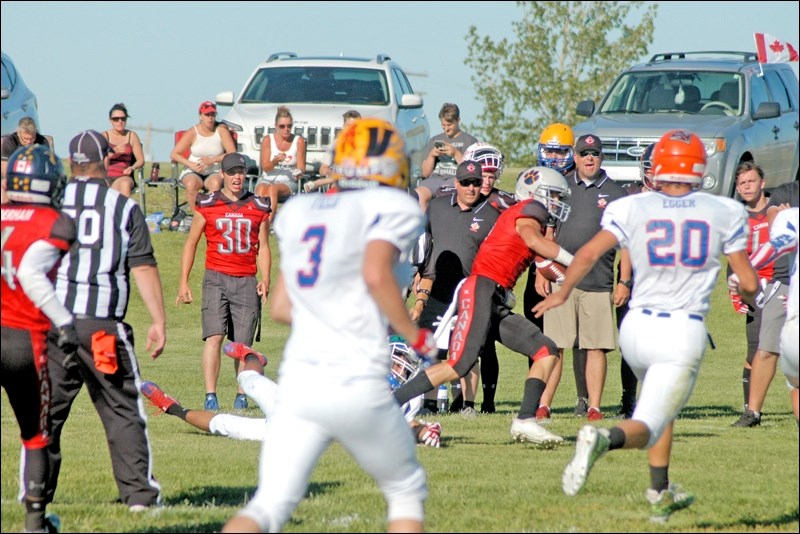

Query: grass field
[2,175,798,533]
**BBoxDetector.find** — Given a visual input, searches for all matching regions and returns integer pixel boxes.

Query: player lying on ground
[142,338,442,447]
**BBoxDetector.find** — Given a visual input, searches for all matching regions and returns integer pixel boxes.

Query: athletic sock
[608,427,626,450]
[649,465,669,493]
[742,367,751,411]
[517,377,546,419]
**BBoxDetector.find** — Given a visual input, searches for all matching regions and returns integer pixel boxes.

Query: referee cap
[69,130,110,164]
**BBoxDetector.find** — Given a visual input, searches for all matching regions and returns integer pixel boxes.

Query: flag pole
[753,33,764,77]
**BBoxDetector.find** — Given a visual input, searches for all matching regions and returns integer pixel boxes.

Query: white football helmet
[515,166,571,222]
[462,142,505,179]
[387,335,420,389]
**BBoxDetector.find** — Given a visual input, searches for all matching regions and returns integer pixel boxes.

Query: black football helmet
[6,144,67,208]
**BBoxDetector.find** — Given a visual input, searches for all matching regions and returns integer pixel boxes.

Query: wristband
[554,247,574,267]
[618,279,632,289]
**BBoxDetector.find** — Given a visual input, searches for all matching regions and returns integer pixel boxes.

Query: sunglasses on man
[458,178,483,187]
[579,150,601,158]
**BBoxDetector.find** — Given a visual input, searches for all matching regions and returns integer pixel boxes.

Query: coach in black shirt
[44,130,167,511]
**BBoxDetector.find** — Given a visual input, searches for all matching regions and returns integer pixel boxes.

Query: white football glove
[754,279,781,309]
[726,272,740,292]
[418,421,442,448]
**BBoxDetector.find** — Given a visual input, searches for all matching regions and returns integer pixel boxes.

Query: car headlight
[701,138,726,157]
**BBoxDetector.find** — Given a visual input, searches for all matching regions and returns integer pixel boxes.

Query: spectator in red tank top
[102,103,144,197]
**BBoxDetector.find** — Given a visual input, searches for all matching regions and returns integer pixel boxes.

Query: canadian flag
[754,33,799,63]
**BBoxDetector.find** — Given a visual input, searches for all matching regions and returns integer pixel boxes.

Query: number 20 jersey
[601,190,749,316]
[274,187,424,379]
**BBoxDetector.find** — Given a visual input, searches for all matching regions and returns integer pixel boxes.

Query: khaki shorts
[758,282,789,354]
[544,285,616,350]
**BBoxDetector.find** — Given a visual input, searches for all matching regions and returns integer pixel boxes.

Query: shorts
[417,175,452,195]
[201,269,260,343]
[757,282,788,354]
[544,285,616,350]
[256,172,299,195]
[179,165,221,186]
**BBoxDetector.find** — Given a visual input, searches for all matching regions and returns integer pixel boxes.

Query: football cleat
[510,417,563,448]
[223,342,268,367]
[562,425,610,496]
[140,381,178,413]
[646,483,695,523]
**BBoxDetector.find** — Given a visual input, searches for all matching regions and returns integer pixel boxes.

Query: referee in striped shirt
[45,130,167,511]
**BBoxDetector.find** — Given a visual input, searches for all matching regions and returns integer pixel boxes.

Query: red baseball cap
[199,101,217,114]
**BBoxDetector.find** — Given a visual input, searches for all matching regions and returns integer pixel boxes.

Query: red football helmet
[651,130,707,188]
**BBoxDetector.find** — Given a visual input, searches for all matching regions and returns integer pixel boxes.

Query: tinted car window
[763,70,791,112]
[241,67,388,105]
[750,75,770,110]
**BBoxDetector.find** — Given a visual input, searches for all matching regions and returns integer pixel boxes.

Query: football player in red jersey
[393,166,575,447]
[1,145,76,533]
[177,152,272,411]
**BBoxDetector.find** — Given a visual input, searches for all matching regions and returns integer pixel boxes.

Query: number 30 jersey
[196,191,272,277]
[601,190,749,316]
[274,187,424,379]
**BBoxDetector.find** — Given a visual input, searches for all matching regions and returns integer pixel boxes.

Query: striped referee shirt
[56,177,157,319]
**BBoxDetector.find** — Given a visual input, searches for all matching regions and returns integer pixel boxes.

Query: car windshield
[599,71,743,116]
[240,66,389,106]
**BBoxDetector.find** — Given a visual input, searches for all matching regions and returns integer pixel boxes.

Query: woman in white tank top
[256,106,307,222]
[171,101,236,211]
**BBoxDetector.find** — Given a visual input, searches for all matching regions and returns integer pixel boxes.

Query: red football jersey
[196,192,271,277]
[1,204,76,331]
[747,207,774,281]
[471,199,549,289]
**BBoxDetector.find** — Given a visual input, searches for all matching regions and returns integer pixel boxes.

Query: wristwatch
[619,279,632,289]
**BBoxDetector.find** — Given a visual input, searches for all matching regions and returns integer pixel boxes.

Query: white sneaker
[562,425,610,496]
[510,417,564,448]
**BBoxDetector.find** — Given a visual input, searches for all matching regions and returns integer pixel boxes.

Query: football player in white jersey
[223,119,435,533]
[533,129,759,523]
[749,207,799,421]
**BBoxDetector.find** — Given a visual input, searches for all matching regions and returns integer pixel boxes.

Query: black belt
[74,314,123,321]
[641,309,703,322]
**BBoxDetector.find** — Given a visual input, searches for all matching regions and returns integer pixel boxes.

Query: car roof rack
[376,53,391,64]
[648,51,757,63]
[267,52,298,62]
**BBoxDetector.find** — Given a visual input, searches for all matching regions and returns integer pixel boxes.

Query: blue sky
[2,1,798,162]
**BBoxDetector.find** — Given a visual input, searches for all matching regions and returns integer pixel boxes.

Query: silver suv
[573,51,799,196]
[1,52,39,136]
[215,52,429,179]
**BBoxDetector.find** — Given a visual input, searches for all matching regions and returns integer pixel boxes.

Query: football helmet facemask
[463,142,505,179]
[331,118,409,191]
[537,123,575,174]
[5,144,67,208]
[639,142,656,191]
[515,166,571,222]
[652,129,707,188]
[387,335,420,389]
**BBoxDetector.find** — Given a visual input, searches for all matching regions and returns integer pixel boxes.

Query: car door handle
[772,125,780,136]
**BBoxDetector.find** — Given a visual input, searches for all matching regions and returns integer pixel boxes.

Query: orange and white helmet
[652,129,706,188]
[331,118,409,190]
[463,142,505,179]
[537,123,575,174]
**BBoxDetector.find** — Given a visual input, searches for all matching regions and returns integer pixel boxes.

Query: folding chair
[138,130,183,217]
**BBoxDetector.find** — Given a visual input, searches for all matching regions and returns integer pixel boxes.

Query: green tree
[465,1,657,166]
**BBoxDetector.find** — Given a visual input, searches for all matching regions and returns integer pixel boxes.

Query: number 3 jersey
[274,187,424,379]
[601,190,749,316]
[195,191,272,277]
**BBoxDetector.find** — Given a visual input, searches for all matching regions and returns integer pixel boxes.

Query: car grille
[248,125,342,150]
[601,138,661,163]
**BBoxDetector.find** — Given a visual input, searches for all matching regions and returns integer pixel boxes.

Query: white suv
[215,52,430,180]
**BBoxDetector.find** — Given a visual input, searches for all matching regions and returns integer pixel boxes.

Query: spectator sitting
[1,116,50,187]
[255,106,307,222]
[102,103,144,197]
[170,100,236,212]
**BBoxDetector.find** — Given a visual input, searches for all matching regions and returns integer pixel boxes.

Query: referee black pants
[44,318,161,507]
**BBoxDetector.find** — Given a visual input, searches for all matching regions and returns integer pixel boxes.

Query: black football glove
[56,322,79,354]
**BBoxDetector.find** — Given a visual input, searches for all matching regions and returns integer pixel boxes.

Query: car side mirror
[576,100,595,117]
[0,88,9,100]
[752,102,780,120]
[400,94,423,109]
[215,91,235,106]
